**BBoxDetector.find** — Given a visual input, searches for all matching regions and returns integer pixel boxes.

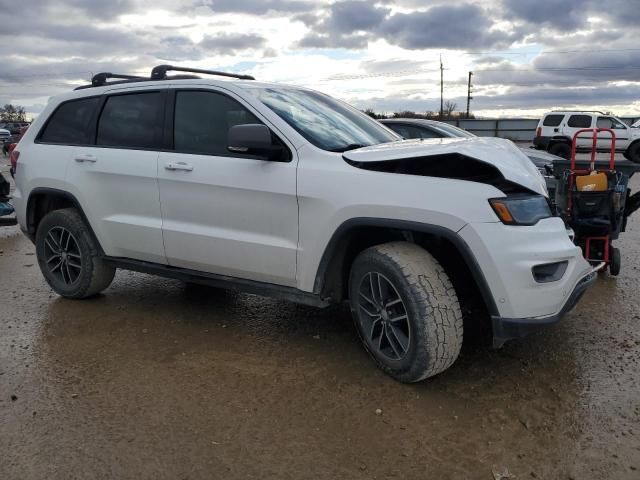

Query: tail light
[9,147,19,175]
[536,127,541,138]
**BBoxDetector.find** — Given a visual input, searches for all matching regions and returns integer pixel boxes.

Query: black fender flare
[312,217,499,316]
[26,187,104,254]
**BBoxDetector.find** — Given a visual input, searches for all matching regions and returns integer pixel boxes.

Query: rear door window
[39,97,100,145]
[542,114,564,127]
[567,115,592,128]
[97,92,164,149]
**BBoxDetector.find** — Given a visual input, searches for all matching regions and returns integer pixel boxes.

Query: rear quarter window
[39,97,100,145]
[542,114,564,127]
[567,115,592,128]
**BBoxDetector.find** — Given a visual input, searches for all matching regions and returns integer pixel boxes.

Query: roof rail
[150,64,255,81]
[551,110,607,115]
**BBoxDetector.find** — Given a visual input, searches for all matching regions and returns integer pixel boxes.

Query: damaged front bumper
[491,268,597,348]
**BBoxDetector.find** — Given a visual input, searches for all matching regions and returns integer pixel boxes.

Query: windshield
[252,87,399,152]
[432,122,475,138]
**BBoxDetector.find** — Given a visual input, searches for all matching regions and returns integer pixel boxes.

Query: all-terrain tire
[35,208,115,299]
[549,141,571,159]
[349,241,463,383]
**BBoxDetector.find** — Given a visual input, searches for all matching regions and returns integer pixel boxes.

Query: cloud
[199,33,267,54]
[324,1,390,34]
[502,0,589,30]
[299,2,515,50]
[298,33,369,49]
[203,0,313,14]
[378,4,514,49]
[297,1,389,49]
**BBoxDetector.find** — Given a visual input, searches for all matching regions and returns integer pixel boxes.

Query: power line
[321,64,640,82]
[463,47,640,56]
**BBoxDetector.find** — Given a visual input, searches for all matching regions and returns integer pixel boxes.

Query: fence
[444,117,640,142]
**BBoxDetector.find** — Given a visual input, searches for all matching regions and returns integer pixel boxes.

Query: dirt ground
[1,164,639,479]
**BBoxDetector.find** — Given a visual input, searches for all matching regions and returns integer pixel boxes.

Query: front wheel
[35,208,115,299]
[349,242,463,383]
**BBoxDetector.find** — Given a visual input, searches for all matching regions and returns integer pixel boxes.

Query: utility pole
[466,71,473,119]
[439,54,444,119]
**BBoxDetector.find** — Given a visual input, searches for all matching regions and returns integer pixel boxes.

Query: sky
[0,0,639,120]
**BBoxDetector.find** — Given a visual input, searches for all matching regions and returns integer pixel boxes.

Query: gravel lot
[1,162,639,479]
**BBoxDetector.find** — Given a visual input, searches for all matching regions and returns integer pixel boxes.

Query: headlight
[489,195,552,226]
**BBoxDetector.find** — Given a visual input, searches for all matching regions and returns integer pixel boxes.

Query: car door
[563,114,594,148]
[596,116,630,151]
[157,88,299,286]
[64,89,167,264]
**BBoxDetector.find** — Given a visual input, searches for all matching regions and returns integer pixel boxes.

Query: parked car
[0,127,10,144]
[0,171,16,226]
[6,125,28,173]
[533,111,640,162]
[12,65,595,382]
[631,119,640,128]
[380,118,559,195]
[0,122,29,135]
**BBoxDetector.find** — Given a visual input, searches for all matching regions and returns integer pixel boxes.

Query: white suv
[534,111,640,162]
[12,65,596,382]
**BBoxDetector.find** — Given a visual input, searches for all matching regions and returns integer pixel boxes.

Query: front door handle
[75,154,97,163]
[165,162,194,172]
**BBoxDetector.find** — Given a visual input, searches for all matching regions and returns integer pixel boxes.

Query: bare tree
[443,101,457,120]
[0,104,27,122]
[362,108,387,120]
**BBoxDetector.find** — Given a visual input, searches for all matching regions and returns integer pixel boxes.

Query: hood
[343,137,547,196]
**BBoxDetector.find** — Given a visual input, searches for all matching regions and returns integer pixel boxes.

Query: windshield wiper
[329,143,367,153]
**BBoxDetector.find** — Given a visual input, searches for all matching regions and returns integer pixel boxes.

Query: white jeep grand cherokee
[12,65,596,382]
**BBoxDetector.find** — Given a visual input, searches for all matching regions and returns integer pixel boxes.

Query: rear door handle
[75,154,97,163]
[165,162,193,172]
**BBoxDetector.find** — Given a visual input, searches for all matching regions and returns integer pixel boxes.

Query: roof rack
[74,65,255,90]
[150,64,255,81]
[92,72,146,87]
[75,73,148,90]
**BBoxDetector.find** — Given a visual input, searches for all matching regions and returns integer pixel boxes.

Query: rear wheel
[349,241,463,383]
[609,246,621,276]
[626,142,640,163]
[549,141,571,159]
[35,208,115,298]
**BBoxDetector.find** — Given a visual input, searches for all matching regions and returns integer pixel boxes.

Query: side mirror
[227,124,285,161]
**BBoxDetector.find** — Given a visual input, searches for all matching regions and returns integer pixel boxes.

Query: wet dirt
[1,174,639,479]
